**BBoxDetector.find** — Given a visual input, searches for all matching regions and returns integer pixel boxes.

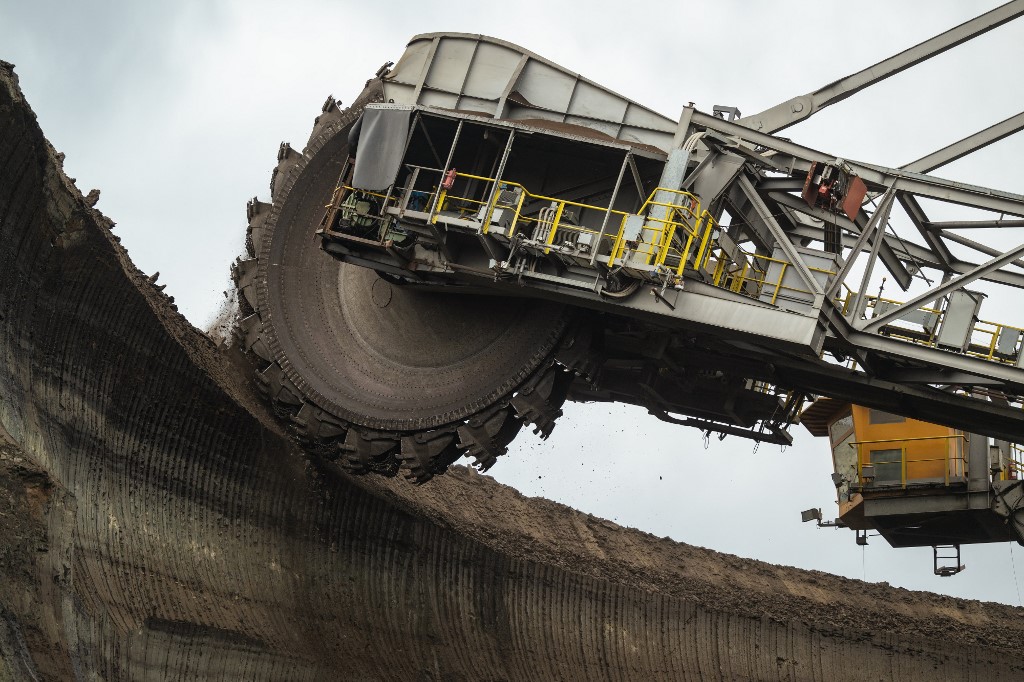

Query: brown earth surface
[3,60,1024,681]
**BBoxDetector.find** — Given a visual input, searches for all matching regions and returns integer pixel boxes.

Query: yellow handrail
[855,295,1024,366]
[1001,443,1024,481]
[851,434,968,488]
[426,171,712,274]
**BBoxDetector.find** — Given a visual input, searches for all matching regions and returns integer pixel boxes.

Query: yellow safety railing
[606,188,716,276]
[327,173,1024,369]
[420,171,716,275]
[833,294,1024,367]
[419,171,623,245]
[702,243,836,304]
[1004,443,1024,481]
[973,320,1024,361]
[851,434,968,488]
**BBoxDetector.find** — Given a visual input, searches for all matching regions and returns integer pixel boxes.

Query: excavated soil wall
[3,61,1024,681]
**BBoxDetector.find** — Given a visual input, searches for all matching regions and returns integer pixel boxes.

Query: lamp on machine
[801,507,845,529]
[801,508,823,524]
[860,464,876,484]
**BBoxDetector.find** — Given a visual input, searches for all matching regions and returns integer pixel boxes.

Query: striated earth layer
[3,61,1024,682]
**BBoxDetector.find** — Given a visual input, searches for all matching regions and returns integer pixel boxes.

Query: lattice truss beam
[318,3,1024,443]
[672,2,1024,425]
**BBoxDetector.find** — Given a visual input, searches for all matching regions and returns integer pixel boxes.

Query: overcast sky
[4,0,1024,605]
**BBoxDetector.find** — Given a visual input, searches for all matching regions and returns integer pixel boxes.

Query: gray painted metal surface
[382,33,677,151]
[319,6,1024,461]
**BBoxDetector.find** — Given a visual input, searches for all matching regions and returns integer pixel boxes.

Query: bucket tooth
[400,431,456,484]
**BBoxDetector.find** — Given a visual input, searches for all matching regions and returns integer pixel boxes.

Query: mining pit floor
[3,61,1024,681]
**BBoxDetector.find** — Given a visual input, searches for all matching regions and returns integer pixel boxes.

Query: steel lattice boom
[235,3,1024,558]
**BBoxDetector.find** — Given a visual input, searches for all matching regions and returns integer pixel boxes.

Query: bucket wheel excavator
[234,3,1024,564]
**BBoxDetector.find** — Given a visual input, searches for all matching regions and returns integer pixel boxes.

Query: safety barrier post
[770,263,788,305]
[902,446,908,489]
[545,202,566,254]
[712,249,727,286]
[509,189,527,238]
[987,325,1001,359]
[945,438,950,486]
[694,212,715,272]
[431,189,448,224]
[659,212,680,267]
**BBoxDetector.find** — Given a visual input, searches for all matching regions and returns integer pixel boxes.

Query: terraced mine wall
[3,60,1024,681]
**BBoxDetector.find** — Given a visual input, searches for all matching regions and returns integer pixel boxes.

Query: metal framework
[318,6,1024,451]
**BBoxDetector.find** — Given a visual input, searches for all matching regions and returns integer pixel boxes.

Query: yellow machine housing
[802,397,1018,549]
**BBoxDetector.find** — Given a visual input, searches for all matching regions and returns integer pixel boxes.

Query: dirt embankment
[2,59,1024,681]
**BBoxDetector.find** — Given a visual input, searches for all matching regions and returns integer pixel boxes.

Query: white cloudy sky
[5,0,1024,605]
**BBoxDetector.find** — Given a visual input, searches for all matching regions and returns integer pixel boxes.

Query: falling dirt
[3,60,1024,681]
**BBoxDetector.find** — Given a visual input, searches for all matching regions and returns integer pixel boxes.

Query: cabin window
[870,448,903,482]
[868,409,905,425]
[832,431,858,502]
[829,411,854,445]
